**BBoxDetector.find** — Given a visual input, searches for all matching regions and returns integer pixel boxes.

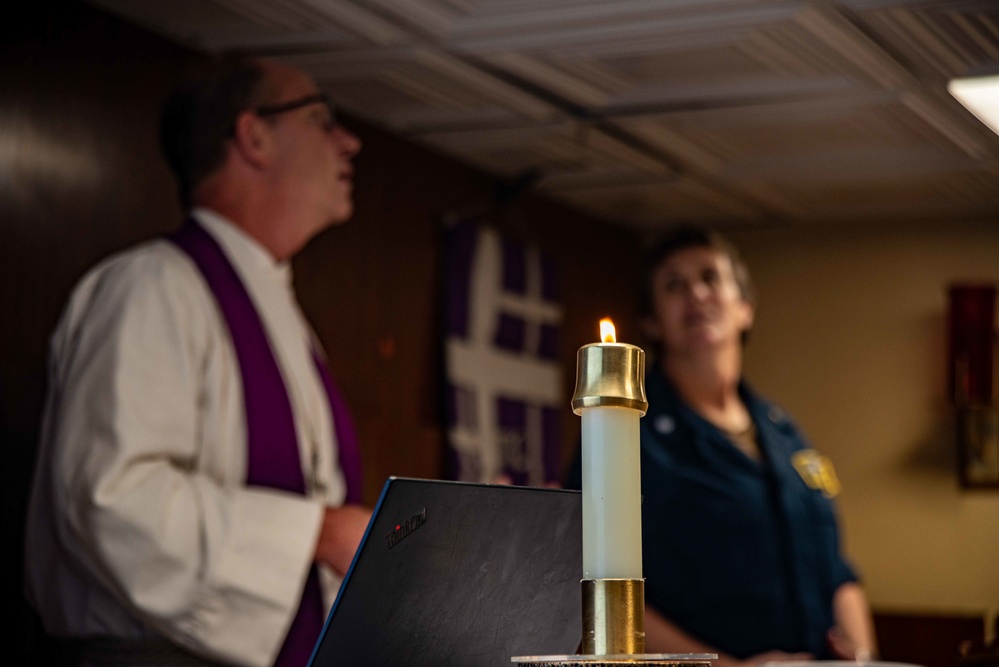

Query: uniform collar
[645,363,754,425]
[644,363,791,465]
[646,363,785,427]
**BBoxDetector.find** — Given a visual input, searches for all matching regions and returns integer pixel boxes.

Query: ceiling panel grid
[84,0,999,228]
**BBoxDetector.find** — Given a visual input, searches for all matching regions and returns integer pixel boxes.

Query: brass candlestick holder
[512,324,714,667]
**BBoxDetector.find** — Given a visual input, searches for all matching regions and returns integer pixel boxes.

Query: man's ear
[230,110,270,168]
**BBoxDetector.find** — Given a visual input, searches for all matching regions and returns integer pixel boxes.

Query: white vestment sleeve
[41,246,322,667]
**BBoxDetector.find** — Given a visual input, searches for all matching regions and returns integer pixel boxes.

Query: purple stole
[170,220,362,666]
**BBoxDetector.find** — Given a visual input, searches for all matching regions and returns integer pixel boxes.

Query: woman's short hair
[640,224,755,317]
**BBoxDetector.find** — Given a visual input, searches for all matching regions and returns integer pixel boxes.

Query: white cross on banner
[443,221,564,486]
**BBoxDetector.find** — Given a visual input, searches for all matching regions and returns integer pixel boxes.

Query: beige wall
[726,221,999,619]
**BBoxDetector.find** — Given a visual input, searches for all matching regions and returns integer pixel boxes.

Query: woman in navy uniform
[566,226,876,665]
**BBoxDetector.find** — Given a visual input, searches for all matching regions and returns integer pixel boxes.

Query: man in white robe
[24,57,370,667]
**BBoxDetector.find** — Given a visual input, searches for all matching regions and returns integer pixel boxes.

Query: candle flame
[599,318,616,343]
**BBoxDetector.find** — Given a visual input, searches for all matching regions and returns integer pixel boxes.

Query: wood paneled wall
[873,609,989,667]
[3,3,643,663]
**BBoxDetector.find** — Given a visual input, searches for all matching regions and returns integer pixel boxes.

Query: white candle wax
[580,404,643,579]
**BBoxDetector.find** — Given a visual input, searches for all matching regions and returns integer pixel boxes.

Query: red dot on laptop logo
[386,509,428,549]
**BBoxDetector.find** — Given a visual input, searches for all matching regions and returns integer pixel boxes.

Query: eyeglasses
[250,93,337,132]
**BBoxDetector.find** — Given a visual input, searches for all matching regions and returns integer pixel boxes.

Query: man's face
[262,63,361,235]
[647,246,754,357]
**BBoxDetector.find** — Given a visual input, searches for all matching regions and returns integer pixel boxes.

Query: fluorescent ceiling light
[948,74,999,136]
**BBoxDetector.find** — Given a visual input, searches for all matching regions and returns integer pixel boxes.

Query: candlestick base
[581,578,645,655]
[511,653,716,666]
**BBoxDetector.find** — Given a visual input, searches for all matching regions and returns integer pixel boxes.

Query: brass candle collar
[581,578,645,655]
[571,343,648,416]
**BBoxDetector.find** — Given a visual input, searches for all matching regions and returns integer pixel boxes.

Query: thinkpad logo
[385,508,427,549]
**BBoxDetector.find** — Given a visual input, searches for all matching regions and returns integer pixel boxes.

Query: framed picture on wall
[957,406,999,489]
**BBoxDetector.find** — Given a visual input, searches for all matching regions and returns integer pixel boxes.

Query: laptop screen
[308,477,583,667]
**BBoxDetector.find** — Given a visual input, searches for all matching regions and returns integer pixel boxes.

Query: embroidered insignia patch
[791,449,841,498]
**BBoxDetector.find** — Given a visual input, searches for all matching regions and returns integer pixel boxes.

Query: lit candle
[572,318,647,580]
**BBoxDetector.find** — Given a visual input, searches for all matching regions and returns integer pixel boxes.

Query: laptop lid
[308,477,583,667]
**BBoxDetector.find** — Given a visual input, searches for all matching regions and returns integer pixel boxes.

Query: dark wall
[2,4,201,662]
[2,2,643,663]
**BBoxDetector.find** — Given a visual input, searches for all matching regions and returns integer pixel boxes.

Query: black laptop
[307,477,583,667]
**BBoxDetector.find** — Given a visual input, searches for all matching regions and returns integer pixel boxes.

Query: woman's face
[647,246,754,357]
